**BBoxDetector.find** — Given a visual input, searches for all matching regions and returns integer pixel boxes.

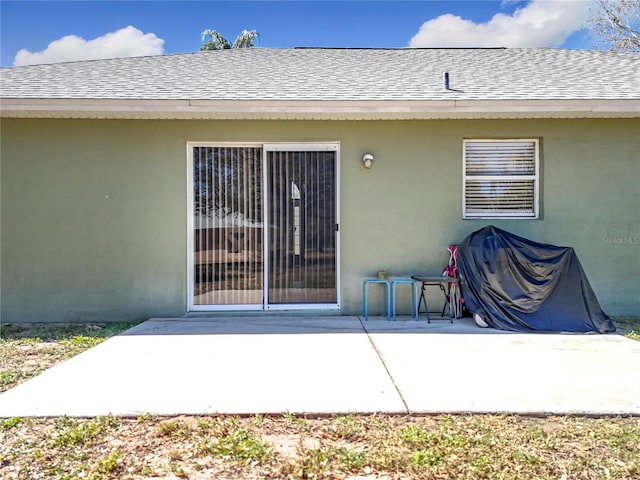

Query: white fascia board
[1,98,639,119]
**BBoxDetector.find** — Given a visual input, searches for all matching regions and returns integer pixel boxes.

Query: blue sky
[1,1,595,67]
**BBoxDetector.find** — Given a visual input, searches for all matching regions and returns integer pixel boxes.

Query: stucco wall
[1,118,638,322]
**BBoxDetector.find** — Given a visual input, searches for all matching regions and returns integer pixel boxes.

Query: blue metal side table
[362,278,391,320]
[389,277,418,321]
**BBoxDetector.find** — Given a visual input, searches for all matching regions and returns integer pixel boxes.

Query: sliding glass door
[189,143,339,310]
[265,145,338,306]
[191,146,264,307]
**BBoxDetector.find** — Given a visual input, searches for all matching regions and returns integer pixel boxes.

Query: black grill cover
[458,226,614,333]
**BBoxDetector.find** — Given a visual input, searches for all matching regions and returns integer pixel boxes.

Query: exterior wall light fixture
[362,153,374,169]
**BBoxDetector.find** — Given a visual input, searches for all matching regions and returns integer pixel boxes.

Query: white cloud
[408,0,590,48]
[14,26,165,66]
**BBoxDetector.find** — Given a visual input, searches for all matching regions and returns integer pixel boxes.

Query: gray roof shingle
[2,47,639,101]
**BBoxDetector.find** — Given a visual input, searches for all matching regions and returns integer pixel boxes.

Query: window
[463,139,539,219]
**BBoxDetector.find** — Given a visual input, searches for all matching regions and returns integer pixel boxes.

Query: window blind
[463,140,538,218]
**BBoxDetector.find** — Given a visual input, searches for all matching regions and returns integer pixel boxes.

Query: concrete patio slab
[0,317,405,417]
[371,331,640,415]
[362,316,513,334]
[1,316,639,417]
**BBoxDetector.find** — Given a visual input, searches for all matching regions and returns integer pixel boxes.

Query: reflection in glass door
[265,146,338,306]
[191,146,263,306]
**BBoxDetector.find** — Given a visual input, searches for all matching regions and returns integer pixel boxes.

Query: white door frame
[262,143,341,311]
[186,141,340,312]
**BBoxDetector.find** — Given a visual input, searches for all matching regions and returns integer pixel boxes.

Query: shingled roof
[1,47,639,119]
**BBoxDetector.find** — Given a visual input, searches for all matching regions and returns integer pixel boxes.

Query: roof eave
[1,98,639,119]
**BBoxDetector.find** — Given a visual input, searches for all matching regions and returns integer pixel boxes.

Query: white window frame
[462,139,540,219]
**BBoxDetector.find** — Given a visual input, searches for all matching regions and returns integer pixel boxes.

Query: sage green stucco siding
[1,118,638,322]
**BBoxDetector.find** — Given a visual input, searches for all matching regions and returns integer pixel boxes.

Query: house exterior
[1,47,639,322]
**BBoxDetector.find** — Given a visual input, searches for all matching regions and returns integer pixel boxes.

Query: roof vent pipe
[443,71,450,90]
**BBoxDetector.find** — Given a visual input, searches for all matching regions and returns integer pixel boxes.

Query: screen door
[264,145,338,307]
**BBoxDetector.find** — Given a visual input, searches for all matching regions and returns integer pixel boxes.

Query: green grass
[626,331,640,341]
[204,426,274,464]
[51,416,121,447]
[0,322,137,393]
[0,370,26,391]
[195,417,275,465]
[0,322,136,341]
[611,317,640,341]
[2,410,639,479]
